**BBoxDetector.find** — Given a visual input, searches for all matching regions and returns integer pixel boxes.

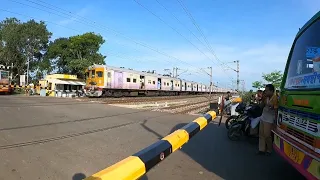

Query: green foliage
[239,91,255,104]
[262,70,283,89]
[0,17,52,80]
[0,17,106,82]
[252,81,263,89]
[46,32,106,79]
[252,70,283,90]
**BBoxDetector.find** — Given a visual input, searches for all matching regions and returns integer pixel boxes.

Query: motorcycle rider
[255,90,263,104]
[256,84,278,156]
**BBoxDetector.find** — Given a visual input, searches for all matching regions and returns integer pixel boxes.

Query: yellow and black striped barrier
[85,111,217,180]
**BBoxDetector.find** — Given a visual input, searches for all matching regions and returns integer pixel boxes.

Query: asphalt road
[0,95,305,180]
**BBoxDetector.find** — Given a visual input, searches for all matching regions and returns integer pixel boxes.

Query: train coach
[85,64,234,97]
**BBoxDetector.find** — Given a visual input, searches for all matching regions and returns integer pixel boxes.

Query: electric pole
[201,66,213,100]
[172,67,175,78]
[236,60,240,92]
[225,60,240,92]
[26,56,29,85]
[209,66,212,96]
[175,67,178,78]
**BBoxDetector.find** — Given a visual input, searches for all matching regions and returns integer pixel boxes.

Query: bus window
[285,18,320,89]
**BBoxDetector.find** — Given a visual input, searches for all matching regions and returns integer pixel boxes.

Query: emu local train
[85,64,234,97]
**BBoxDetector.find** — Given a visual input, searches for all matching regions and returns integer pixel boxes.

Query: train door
[140,75,145,89]
[106,71,112,88]
[96,69,104,87]
[157,78,161,89]
[114,71,123,89]
[170,80,174,90]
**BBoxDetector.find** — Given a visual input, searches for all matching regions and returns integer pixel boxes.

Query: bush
[239,91,255,104]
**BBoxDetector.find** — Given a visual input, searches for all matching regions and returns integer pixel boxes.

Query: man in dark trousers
[257,84,278,156]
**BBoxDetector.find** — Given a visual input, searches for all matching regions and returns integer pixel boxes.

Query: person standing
[257,84,278,156]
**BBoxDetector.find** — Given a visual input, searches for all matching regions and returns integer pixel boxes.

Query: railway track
[178,103,211,114]
[151,99,216,115]
[80,94,217,104]
[160,98,217,110]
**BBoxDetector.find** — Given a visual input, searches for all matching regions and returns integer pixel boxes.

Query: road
[0,96,305,180]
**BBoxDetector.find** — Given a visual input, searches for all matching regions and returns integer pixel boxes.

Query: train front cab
[85,65,105,97]
[273,11,320,180]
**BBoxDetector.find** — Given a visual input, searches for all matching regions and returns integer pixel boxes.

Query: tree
[45,37,71,73]
[46,32,106,79]
[252,81,263,89]
[262,70,283,89]
[0,17,52,82]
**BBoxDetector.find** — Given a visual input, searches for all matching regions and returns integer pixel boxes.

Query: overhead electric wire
[133,0,220,69]
[0,8,178,69]
[0,8,82,34]
[10,0,208,75]
[176,0,229,68]
[154,0,234,82]
[176,0,235,81]
[5,0,229,86]
[155,0,210,54]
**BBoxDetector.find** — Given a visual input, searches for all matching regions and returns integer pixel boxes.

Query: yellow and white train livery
[85,64,233,97]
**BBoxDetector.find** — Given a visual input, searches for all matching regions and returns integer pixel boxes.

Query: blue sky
[1,0,319,90]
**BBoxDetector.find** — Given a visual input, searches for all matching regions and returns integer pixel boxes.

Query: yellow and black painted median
[85,111,217,180]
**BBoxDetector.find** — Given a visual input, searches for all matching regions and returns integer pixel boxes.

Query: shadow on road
[165,121,305,180]
[72,173,88,180]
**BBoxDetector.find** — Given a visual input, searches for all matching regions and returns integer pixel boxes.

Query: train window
[148,80,151,84]
[133,78,137,83]
[178,84,180,87]
[153,81,155,84]
[107,72,111,78]
[97,71,103,77]
[163,82,166,86]
[127,78,131,82]
[167,83,169,86]
[91,70,95,78]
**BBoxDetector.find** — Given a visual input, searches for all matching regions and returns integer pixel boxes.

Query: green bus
[273,11,320,179]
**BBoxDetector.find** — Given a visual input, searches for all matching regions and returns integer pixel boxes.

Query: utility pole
[236,60,240,92]
[201,66,213,100]
[172,67,175,78]
[26,56,29,85]
[209,66,212,96]
[225,60,240,92]
[175,67,178,78]
[10,63,13,83]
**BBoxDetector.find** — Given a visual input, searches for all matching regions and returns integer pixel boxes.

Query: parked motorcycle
[225,102,248,129]
[227,103,262,141]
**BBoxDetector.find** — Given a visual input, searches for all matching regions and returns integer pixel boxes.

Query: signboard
[20,75,26,86]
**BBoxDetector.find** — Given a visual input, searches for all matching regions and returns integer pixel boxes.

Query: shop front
[38,74,86,97]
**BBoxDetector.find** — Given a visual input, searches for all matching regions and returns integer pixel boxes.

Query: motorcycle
[225,102,249,129]
[227,103,262,141]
